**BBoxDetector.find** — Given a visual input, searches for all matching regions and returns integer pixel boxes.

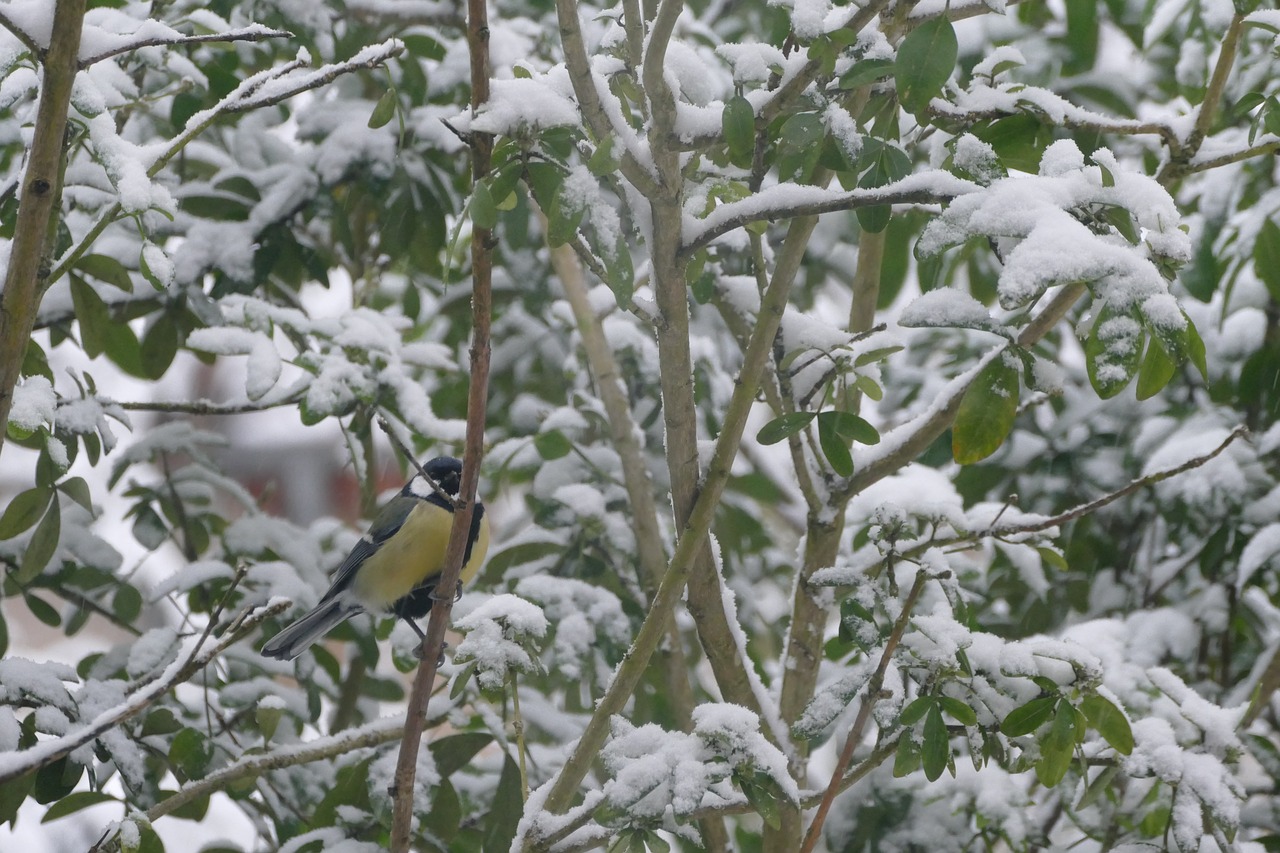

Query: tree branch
[0,0,85,460]
[800,570,929,852]
[78,25,291,68]
[387,2,492,847]
[0,8,42,58]
[682,176,973,256]
[980,426,1248,539]
[48,42,403,287]
[837,281,1088,503]
[0,601,287,787]
[552,0,661,197]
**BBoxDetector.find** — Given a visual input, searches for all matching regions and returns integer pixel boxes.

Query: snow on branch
[683,171,978,254]
[0,600,287,787]
[0,7,40,59]
[78,23,291,69]
[49,39,403,287]
[933,84,1179,146]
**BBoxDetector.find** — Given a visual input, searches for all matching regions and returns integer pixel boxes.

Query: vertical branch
[387,0,493,848]
[0,0,86,459]
[535,210,818,826]
[798,570,929,853]
[547,237,698,725]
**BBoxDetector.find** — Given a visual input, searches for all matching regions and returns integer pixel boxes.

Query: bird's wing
[318,495,419,604]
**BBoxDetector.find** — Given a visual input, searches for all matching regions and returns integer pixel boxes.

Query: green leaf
[854,373,884,402]
[368,87,397,129]
[604,233,635,308]
[855,142,911,233]
[900,696,934,726]
[423,778,462,842]
[1255,218,1280,303]
[47,466,84,513]
[132,505,168,550]
[824,410,881,445]
[853,345,904,367]
[817,411,854,477]
[429,732,494,777]
[1076,765,1119,810]
[937,696,978,726]
[70,276,111,358]
[921,703,949,781]
[23,592,60,627]
[169,728,214,780]
[839,57,894,90]
[723,95,756,164]
[894,15,958,116]
[77,254,133,292]
[42,790,118,822]
[587,136,618,175]
[777,113,824,182]
[1081,694,1134,755]
[952,354,1020,464]
[18,499,61,583]
[893,734,920,777]
[140,314,179,381]
[1135,337,1177,401]
[533,429,572,460]
[314,756,371,827]
[1063,0,1099,75]
[1001,696,1056,736]
[472,179,498,230]
[1085,304,1144,399]
[756,412,816,445]
[113,585,143,623]
[1035,700,1078,787]
[1037,546,1068,571]
[0,486,52,539]
[546,187,586,248]
[1185,315,1208,381]
[481,755,522,852]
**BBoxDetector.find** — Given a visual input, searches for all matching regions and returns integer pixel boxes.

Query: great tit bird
[261,456,489,661]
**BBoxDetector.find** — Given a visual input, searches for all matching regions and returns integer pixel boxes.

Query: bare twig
[387,1,492,847]
[376,414,457,508]
[800,570,929,852]
[113,394,302,415]
[983,426,1248,539]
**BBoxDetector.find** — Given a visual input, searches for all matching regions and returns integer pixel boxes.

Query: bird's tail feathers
[261,598,359,661]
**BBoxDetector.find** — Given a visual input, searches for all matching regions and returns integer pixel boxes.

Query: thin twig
[79,26,291,68]
[0,601,287,787]
[983,426,1248,538]
[387,0,493,845]
[376,414,457,508]
[800,570,929,853]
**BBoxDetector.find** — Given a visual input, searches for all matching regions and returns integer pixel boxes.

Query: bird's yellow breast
[351,502,490,610]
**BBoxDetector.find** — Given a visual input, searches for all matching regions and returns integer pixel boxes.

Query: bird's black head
[406,456,463,498]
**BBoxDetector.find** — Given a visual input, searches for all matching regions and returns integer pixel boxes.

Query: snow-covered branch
[683,172,977,255]
[0,7,41,58]
[79,24,291,68]
[0,601,287,786]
